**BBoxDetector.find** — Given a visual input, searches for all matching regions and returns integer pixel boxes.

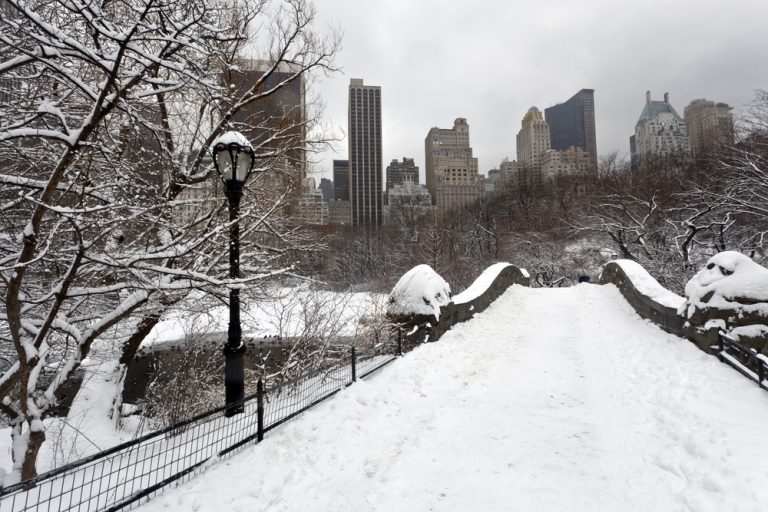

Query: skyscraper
[348,79,383,227]
[684,99,734,158]
[630,91,689,166]
[425,118,482,222]
[226,59,306,178]
[544,89,597,171]
[516,107,551,188]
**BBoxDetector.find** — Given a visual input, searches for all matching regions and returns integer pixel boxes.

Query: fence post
[717,332,725,362]
[351,346,357,382]
[257,379,264,442]
[397,327,403,356]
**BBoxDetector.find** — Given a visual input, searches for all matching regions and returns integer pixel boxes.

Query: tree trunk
[14,423,46,482]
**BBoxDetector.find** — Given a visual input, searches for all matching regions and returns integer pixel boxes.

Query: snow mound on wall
[681,252,768,316]
[453,262,512,304]
[612,259,685,309]
[680,252,768,345]
[387,265,451,320]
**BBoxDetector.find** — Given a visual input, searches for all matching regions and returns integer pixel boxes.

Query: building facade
[226,59,306,179]
[296,177,328,225]
[425,118,483,222]
[348,79,383,227]
[498,158,521,190]
[386,157,419,191]
[328,200,352,226]
[516,107,551,188]
[684,99,735,158]
[541,146,592,183]
[318,177,333,202]
[332,159,350,201]
[386,181,433,237]
[544,88,597,171]
[630,91,689,166]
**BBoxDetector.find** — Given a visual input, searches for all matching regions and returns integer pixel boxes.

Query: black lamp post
[211,131,255,417]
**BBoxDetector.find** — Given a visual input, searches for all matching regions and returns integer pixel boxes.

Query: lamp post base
[224,344,246,417]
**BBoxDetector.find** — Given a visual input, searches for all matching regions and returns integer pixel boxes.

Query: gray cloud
[311,0,768,182]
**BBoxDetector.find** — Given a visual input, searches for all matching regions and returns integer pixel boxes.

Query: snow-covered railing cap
[608,259,684,310]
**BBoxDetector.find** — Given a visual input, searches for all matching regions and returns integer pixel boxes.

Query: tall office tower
[544,89,597,171]
[516,107,551,188]
[386,157,419,191]
[425,118,482,222]
[332,159,350,201]
[684,99,735,158]
[348,79,383,227]
[630,91,689,166]
[226,60,306,179]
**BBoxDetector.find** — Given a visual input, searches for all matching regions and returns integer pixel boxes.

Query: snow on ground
[144,288,385,347]
[138,284,768,512]
[0,339,146,481]
[0,288,384,478]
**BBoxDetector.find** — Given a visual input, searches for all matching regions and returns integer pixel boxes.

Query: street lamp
[211,131,255,417]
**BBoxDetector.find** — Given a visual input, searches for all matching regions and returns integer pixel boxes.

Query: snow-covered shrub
[680,251,768,350]
[387,265,451,321]
[138,319,223,429]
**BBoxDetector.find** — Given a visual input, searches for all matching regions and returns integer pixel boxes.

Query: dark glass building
[544,89,597,171]
[333,159,350,201]
[348,79,382,227]
[225,60,306,179]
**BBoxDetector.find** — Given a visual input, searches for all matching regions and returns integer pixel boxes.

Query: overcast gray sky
[310,0,768,183]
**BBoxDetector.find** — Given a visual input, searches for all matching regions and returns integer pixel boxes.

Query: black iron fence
[0,340,403,512]
[717,332,768,391]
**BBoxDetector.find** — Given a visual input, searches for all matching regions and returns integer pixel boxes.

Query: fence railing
[0,339,404,512]
[717,332,768,391]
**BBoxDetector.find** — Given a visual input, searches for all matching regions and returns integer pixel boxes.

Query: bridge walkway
[139,284,768,511]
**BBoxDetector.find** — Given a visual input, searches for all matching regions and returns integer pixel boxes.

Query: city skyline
[312,0,768,182]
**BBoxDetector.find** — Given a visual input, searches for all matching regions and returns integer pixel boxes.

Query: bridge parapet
[599,261,686,332]
[601,254,768,356]
[387,262,530,346]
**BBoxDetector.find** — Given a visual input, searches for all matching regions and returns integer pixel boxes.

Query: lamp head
[211,131,255,184]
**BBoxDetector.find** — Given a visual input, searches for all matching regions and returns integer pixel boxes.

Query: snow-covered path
[140,284,768,512]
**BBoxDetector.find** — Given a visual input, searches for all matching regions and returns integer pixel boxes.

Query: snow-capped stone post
[679,252,768,354]
[212,132,256,417]
[386,265,452,348]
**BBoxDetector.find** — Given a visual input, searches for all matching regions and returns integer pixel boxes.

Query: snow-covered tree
[0,0,338,481]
